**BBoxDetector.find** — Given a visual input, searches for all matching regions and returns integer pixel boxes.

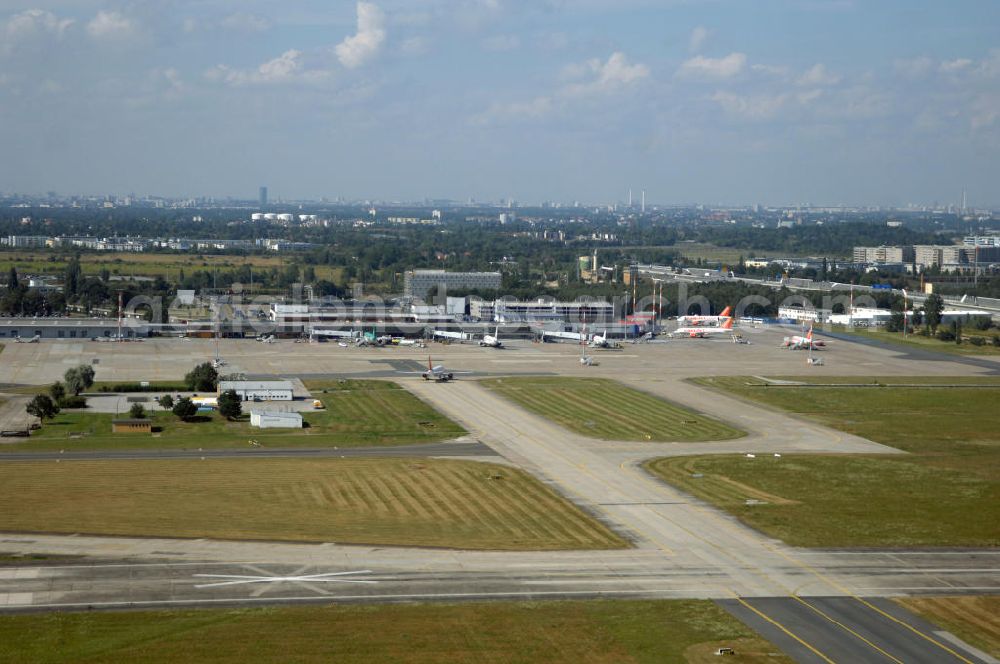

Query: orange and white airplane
[671,317,737,338]
[676,306,733,327]
[782,325,827,350]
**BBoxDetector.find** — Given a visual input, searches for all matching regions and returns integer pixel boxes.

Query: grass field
[2,380,466,452]
[644,376,1000,547]
[0,250,342,282]
[481,377,744,442]
[0,600,789,664]
[0,458,625,549]
[896,596,1000,657]
[827,325,1000,356]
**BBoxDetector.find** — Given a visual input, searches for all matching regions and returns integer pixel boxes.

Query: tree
[923,294,944,333]
[217,389,242,420]
[64,256,82,297]
[48,381,66,404]
[64,365,96,396]
[184,362,218,391]
[26,395,59,421]
[6,267,18,290]
[128,403,146,419]
[172,397,198,421]
[158,394,174,410]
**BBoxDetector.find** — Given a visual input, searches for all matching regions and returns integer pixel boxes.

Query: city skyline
[1,1,999,207]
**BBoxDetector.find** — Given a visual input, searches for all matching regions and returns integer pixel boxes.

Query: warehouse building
[249,410,303,429]
[218,380,294,401]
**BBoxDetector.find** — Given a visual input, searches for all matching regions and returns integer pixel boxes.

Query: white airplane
[256,334,275,343]
[401,356,473,382]
[676,306,733,327]
[670,317,737,338]
[16,334,41,343]
[396,338,426,348]
[588,330,609,348]
[480,326,503,348]
[782,326,827,350]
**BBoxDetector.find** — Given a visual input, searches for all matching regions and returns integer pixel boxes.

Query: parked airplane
[676,306,732,327]
[396,338,426,348]
[782,326,827,350]
[15,334,40,343]
[480,326,503,348]
[670,317,736,338]
[401,356,473,382]
[588,330,609,348]
[256,334,275,343]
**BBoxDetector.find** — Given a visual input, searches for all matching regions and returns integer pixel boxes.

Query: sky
[1,0,999,207]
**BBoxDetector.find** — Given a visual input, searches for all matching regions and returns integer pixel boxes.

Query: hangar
[218,380,294,401]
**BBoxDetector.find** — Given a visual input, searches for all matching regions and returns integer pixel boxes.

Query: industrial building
[218,380,294,401]
[0,318,150,340]
[249,410,302,429]
[403,270,502,299]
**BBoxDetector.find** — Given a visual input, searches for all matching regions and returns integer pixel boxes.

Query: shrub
[969,336,985,347]
[57,395,88,409]
[936,329,956,342]
[129,403,146,419]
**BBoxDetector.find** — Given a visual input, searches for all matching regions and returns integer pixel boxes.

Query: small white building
[219,380,294,401]
[250,410,303,429]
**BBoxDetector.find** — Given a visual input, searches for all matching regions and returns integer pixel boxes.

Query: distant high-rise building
[259,186,268,207]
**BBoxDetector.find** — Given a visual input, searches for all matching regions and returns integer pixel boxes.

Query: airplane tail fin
[720,306,732,317]
[428,355,433,371]
[806,325,813,341]
[723,317,734,329]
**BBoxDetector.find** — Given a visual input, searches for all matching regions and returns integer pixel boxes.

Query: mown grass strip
[482,377,744,442]
[0,458,626,550]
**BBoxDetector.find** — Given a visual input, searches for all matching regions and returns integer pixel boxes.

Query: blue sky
[1,0,998,206]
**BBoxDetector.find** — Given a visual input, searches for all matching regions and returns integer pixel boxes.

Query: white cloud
[893,56,933,78]
[207,50,329,86]
[399,36,429,56]
[939,58,972,74]
[689,26,709,53]
[336,2,386,69]
[797,63,840,86]
[475,51,648,124]
[483,34,520,52]
[677,52,746,80]
[220,13,271,34]
[562,51,649,96]
[5,9,74,42]
[711,91,788,120]
[751,63,790,78]
[86,11,135,40]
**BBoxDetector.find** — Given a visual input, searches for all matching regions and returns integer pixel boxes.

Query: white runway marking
[193,569,378,589]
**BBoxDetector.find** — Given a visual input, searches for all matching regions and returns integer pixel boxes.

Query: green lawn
[646,377,1000,547]
[481,377,744,442]
[828,325,1000,356]
[0,601,789,664]
[0,458,625,550]
[3,380,466,452]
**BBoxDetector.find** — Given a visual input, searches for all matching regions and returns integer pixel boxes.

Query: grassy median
[481,377,744,442]
[0,600,789,664]
[644,377,1000,547]
[0,457,625,550]
[896,596,1000,657]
